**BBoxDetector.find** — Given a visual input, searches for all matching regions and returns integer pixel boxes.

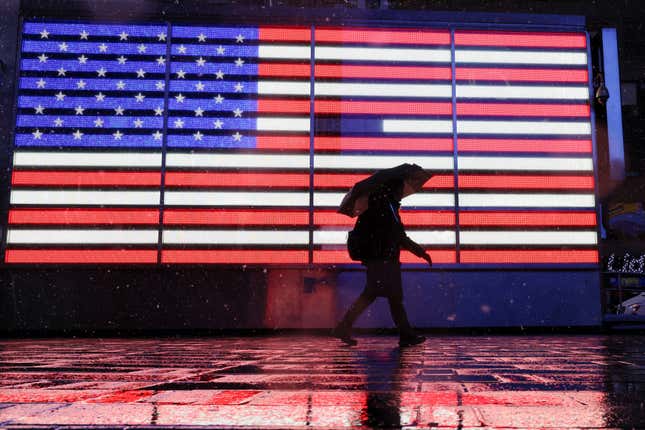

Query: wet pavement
[0,334,644,429]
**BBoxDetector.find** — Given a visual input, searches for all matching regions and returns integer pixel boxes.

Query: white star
[175,93,185,103]
[234,57,244,67]
[95,92,106,102]
[152,130,163,140]
[76,80,86,89]
[158,32,166,42]
[40,29,49,39]
[37,53,48,63]
[154,106,164,116]
[234,82,243,92]
[216,45,225,55]
[232,131,242,141]
[98,43,108,52]
[57,67,66,76]
[53,117,63,127]
[233,107,243,117]
[236,34,245,43]
[58,42,68,52]
[178,45,187,54]
[80,30,89,40]
[34,105,45,114]
[116,80,126,90]
[195,81,205,91]
[155,81,165,90]
[114,106,125,115]
[117,55,127,65]
[197,33,206,42]
[136,68,146,78]
[214,94,224,104]
[133,118,144,128]
[32,129,43,139]
[193,131,204,141]
[94,118,104,127]
[134,93,145,102]
[138,44,147,53]
[176,69,186,79]
[75,105,85,115]
[97,67,107,77]
[156,56,166,66]
[113,130,123,140]
[194,107,204,117]
[55,91,66,101]
[213,119,223,129]
[174,118,184,128]
[119,31,128,41]
[73,129,84,140]
[78,54,88,64]
[36,78,46,88]
[196,56,206,67]
[215,70,224,80]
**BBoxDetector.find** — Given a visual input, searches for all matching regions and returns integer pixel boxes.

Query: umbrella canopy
[338,163,432,217]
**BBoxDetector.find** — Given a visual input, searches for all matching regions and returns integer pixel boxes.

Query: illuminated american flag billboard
[4,21,598,265]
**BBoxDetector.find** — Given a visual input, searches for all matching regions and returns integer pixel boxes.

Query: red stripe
[258,99,310,113]
[8,209,159,225]
[316,100,452,115]
[314,174,454,189]
[5,249,157,263]
[315,64,451,80]
[11,171,161,186]
[313,210,456,226]
[313,250,456,264]
[460,250,598,264]
[165,172,310,188]
[258,63,311,77]
[259,27,311,42]
[457,103,589,118]
[456,67,588,83]
[459,211,597,227]
[458,175,594,190]
[458,138,592,153]
[316,27,450,45]
[315,137,453,152]
[256,135,310,150]
[164,209,309,225]
[455,31,586,48]
[162,250,309,264]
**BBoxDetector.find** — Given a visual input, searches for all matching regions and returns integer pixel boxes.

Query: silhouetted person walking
[333,179,432,347]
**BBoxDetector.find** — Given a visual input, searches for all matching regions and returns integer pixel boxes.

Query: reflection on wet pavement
[0,335,643,428]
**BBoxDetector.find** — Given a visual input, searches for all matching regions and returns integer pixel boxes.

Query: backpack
[347,218,368,261]
[347,201,402,262]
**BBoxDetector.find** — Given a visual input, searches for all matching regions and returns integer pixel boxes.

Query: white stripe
[258,44,311,59]
[315,82,452,98]
[383,119,453,134]
[457,120,591,135]
[13,151,162,167]
[7,229,158,244]
[315,155,453,170]
[316,46,451,63]
[456,85,589,100]
[164,191,309,207]
[166,153,309,169]
[10,190,160,205]
[163,230,309,245]
[314,192,455,208]
[460,230,598,245]
[257,80,310,96]
[313,229,455,245]
[458,156,593,171]
[458,193,596,208]
[455,49,588,65]
[257,117,310,132]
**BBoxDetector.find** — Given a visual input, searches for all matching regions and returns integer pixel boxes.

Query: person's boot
[399,334,426,347]
[331,325,357,346]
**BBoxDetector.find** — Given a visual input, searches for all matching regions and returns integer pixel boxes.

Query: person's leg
[337,289,377,331]
[387,294,414,337]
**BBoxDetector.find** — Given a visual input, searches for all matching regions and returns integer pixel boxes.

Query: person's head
[385,179,404,202]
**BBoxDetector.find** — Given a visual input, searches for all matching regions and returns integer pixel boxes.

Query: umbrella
[338,163,432,217]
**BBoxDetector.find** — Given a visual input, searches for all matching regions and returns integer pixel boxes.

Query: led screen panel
[4,21,598,265]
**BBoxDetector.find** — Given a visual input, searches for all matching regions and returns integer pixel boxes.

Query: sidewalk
[1,334,644,428]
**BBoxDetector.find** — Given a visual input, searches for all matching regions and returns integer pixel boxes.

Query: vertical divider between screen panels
[308,25,316,265]
[450,28,461,264]
[587,31,602,262]
[157,21,173,265]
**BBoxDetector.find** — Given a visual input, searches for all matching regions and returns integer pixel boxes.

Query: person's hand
[423,252,433,267]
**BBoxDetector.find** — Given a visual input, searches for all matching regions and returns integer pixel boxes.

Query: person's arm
[400,234,433,266]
